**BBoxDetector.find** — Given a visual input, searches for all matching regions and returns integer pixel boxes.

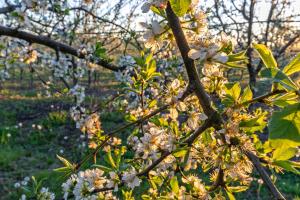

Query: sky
[1,0,299,31]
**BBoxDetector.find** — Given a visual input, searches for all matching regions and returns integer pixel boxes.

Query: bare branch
[276,33,300,58]
[0,5,19,14]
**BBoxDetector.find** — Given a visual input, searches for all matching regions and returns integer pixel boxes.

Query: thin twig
[245,151,286,200]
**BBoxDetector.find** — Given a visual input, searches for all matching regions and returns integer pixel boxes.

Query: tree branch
[237,89,286,107]
[0,5,19,14]
[165,2,217,118]
[0,25,123,71]
[245,151,286,200]
[276,33,300,58]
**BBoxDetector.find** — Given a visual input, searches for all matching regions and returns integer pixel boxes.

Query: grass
[0,72,125,199]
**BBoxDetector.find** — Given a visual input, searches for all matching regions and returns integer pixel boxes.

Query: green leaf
[169,0,191,16]
[273,160,300,175]
[54,155,75,174]
[253,43,277,68]
[125,114,137,122]
[92,164,113,172]
[271,92,299,107]
[226,51,247,62]
[56,155,74,168]
[105,150,117,169]
[201,129,214,145]
[272,146,297,161]
[146,60,157,79]
[260,68,298,91]
[170,176,179,195]
[225,189,236,200]
[150,6,166,17]
[282,54,300,76]
[240,86,253,103]
[172,148,188,158]
[148,99,157,108]
[227,186,248,193]
[269,103,300,148]
[223,61,247,69]
[222,82,241,106]
[94,42,110,61]
[239,114,267,133]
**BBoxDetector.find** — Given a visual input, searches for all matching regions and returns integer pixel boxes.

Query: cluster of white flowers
[21,0,48,9]
[37,187,56,200]
[115,56,136,83]
[130,122,175,160]
[62,168,117,200]
[182,175,209,199]
[121,168,141,189]
[69,85,86,105]
[80,113,101,135]
[140,20,165,51]
[13,0,49,27]
[50,57,72,79]
[139,2,232,94]
[14,177,30,188]
[187,32,229,64]
[70,106,86,128]
[15,176,55,200]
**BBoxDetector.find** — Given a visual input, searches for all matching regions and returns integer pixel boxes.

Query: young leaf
[222,61,247,69]
[239,114,267,133]
[272,146,297,161]
[92,164,113,172]
[150,6,166,17]
[240,86,253,103]
[147,60,157,79]
[125,114,137,122]
[172,148,188,158]
[225,189,236,200]
[253,43,277,68]
[56,155,74,168]
[169,0,191,16]
[222,82,241,106]
[225,82,241,101]
[54,155,76,174]
[94,42,107,59]
[227,186,248,193]
[259,68,298,91]
[170,176,179,195]
[105,150,117,169]
[226,51,248,62]
[273,160,300,175]
[282,53,300,76]
[271,92,299,107]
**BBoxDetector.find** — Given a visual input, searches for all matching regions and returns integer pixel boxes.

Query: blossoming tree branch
[1,0,300,199]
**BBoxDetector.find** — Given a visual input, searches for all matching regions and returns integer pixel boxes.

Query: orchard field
[0,0,300,200]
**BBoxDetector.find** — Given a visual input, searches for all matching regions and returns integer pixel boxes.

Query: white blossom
[122,168,141,189]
